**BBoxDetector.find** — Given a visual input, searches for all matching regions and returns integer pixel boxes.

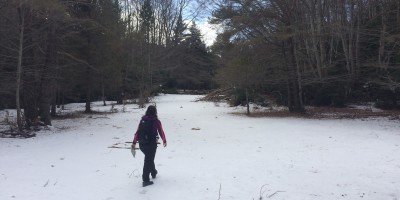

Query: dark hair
[145,105,157,117]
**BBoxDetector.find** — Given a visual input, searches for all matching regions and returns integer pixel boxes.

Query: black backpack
[137,120,156,144]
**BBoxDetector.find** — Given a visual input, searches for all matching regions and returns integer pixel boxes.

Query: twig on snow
[92,116,110,119]
[266,191,286,199]
[43,179,49,187]
[259,184,268,200]
[217,183,222,200]
[129,169,139,178]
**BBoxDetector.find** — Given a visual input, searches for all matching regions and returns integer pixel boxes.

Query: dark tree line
[0,0,217,132]
[210,0,400,112]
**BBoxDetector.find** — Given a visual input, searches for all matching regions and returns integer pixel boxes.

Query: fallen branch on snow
[108,146,139,150]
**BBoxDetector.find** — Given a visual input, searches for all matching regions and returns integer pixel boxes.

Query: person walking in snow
[132,105,167,187]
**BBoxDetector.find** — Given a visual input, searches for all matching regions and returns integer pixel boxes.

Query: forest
[1,0,400,133]
[210,0,400,113]
[0,0,217,132]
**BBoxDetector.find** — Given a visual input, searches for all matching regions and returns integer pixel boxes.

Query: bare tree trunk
[282,42,292,110]
[378,23,387,69]
[85,23,93,113]
[148,40,152,91]
[282,12,305,113]
[338,0,352,76]
[85,66,91,113]
[51,87,56,116]
[293,37,304,110]
[102,77,106,106]
[288,37,304,112]
[61,91,64,110]
[317,0,326,78]
[39,22,57,126]
[245,87,250,115]
[397,0,400,23]
[307,0,323,80]
[349,1,355,76]
[16,5,25,132]
[119,0,129,105]
[51,49,58,117]
[354,0,361,75]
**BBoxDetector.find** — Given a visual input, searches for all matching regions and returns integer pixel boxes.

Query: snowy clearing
[1,94,400,200]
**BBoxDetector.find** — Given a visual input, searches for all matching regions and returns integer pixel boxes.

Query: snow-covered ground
[1,94,400,200]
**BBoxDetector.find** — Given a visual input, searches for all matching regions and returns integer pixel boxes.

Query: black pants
[139,143,157,182]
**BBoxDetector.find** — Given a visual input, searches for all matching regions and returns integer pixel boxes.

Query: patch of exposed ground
[231,106,400,120]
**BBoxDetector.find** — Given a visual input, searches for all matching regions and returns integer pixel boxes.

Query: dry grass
[231,106,400,120]
[53,110,116,120]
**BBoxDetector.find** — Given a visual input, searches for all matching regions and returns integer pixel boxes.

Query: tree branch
[57,51,98,72]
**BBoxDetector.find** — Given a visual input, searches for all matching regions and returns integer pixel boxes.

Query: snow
[348,103,383,112]
[1,94,400,200]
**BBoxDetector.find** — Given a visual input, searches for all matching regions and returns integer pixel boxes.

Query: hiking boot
[142,181,154,187]
[151,170,158,179]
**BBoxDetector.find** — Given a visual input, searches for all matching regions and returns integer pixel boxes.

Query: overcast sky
[186,1,219,47]
[198,21,218,46]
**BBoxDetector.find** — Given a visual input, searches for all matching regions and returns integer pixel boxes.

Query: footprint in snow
[140,190,147,194]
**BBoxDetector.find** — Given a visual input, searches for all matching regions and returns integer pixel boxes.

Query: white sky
[198,21,218,47]
[185,18,219,47]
